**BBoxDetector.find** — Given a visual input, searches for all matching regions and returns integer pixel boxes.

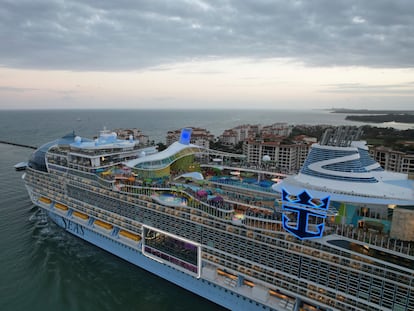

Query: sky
[0,0,413,110]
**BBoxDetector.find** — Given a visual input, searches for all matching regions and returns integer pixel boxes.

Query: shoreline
[331,109,414,124]
[331,109,414,114]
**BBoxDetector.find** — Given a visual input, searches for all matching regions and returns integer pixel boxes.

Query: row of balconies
[202,247,380,311]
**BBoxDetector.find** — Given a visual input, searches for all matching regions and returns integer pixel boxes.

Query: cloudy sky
[0,0,413,110]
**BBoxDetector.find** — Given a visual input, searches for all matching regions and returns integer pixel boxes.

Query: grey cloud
[0,86,40,92]
[0,0,413,71]
[0,85,80,95]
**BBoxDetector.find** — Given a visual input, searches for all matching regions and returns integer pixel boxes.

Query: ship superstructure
[23,127,414,311]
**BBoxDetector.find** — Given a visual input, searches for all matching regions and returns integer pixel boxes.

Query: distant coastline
[331,109,414,124]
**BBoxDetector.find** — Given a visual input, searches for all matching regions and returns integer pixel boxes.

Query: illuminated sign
[179,128,192,145]
[281,189,330,240]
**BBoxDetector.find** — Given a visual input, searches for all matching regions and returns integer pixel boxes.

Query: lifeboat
[39,197,52,204]
[119,230,141,241]
[217,269,237,280]
[94,219,113,230]
[73,211,89,220]
[54,203,68,211]
[243,280,255,287]
[269,289,289,300]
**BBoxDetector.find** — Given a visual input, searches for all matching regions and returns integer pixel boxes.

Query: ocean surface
[0,109,412,311]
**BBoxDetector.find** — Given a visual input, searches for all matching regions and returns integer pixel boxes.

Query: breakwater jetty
[0,140,37,149]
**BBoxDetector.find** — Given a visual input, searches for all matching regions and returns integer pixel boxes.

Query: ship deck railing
[106,173,284,227]
[329,223,414,257]
[200,162,288,176]
[117,182,235,215]
[286,177,413,203]
[113,179,288,229]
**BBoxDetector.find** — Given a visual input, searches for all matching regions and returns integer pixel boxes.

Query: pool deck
[151,193,188,207]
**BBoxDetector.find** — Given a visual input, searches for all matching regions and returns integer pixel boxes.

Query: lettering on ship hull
[62,217,85,237]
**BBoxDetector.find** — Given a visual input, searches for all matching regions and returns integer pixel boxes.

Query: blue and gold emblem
[282,189,330,240]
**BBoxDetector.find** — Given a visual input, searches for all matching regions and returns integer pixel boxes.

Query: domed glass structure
[28,132,90,172]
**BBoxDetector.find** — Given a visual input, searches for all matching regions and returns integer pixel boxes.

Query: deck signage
[281,189,330,240]
[179,128,192,145]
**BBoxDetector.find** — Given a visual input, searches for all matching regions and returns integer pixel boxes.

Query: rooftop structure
[319,126,362,147]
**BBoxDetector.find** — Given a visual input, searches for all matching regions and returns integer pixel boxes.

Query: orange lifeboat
[119,230,141,241]
[39,197,51,204]
[73,211,89,220]
[55,203,68,211]
[94,219,113,230]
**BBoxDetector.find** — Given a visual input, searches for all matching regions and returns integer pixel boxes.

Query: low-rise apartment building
[370,146,414,174]
[242,135,315,174]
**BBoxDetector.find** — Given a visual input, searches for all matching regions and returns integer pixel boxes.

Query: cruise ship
[23,126,414,311]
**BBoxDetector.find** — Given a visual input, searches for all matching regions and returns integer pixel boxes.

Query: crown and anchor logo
[281,189,330,240]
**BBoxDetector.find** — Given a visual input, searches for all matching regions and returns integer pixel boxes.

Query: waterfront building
[370,146,414,174]
[219,124,261,146]
[242,135,314,174]
[261,123,293,137]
